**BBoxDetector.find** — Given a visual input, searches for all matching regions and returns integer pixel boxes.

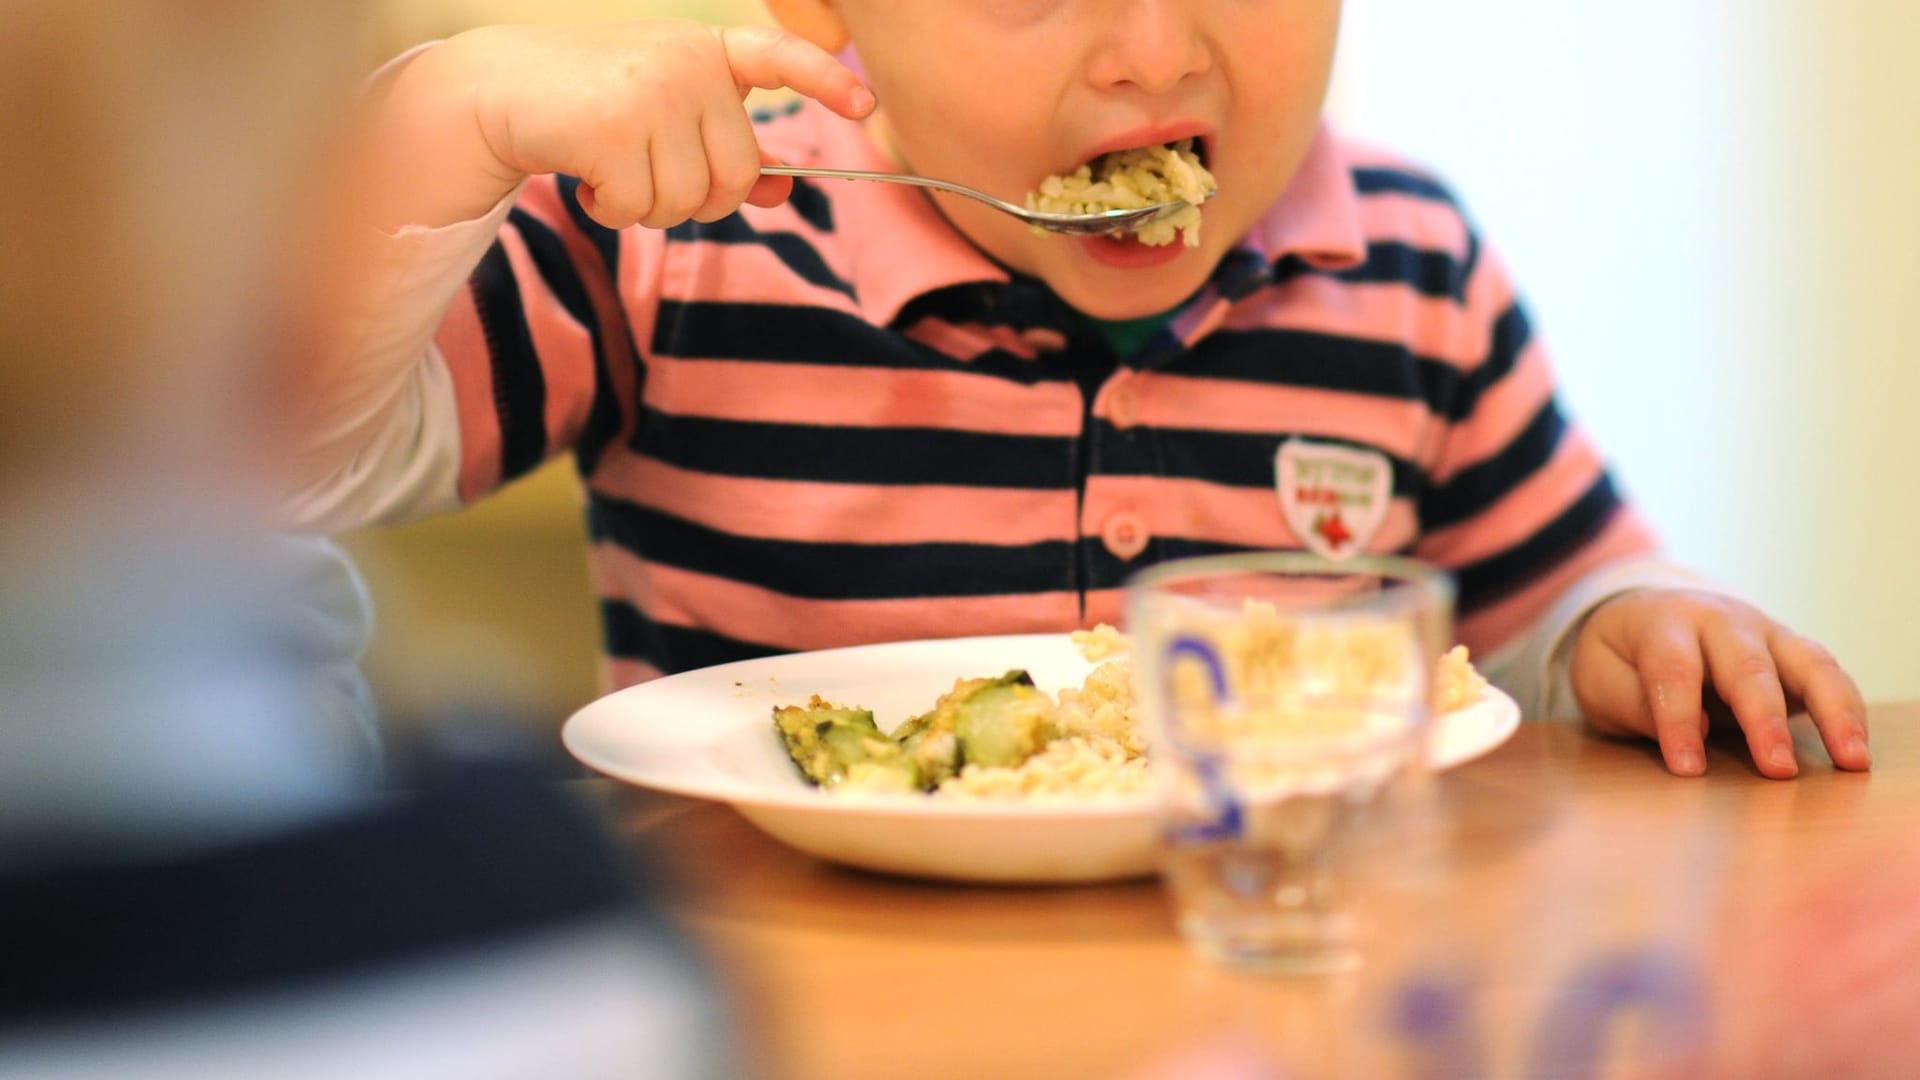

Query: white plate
[563,634,1521,884]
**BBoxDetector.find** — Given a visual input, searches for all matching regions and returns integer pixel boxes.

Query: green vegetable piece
[883,710,950,789]
[951,670,1059,769]
[905,728,960,789]
[891,711,932,743]
[773,698,919,789]
[840,760,922,793]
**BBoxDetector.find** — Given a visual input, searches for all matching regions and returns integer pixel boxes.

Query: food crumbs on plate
[771,624,1489,801]
[1025,139,1217,247]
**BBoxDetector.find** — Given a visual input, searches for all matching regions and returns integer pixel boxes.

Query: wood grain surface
[602,707,1917,1079]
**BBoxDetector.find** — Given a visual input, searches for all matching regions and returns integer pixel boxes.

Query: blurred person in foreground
[294,0,1864,781]
[0,4,729,1077]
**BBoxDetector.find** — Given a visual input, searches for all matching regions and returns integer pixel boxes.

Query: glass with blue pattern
[1127,552,1455,972]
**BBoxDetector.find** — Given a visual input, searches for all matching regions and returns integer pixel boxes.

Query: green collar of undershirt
[1080,307,1180,359]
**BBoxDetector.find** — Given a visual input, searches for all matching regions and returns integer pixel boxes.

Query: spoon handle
[760,165,1022,214]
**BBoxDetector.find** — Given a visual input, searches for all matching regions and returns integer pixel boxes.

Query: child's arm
[1569,589,1869,778]
[352,21,872,232]
[1403,197,1866,778]
[287,22,872,528]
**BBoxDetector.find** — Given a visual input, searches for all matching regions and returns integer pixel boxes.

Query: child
[296,1,1866,779]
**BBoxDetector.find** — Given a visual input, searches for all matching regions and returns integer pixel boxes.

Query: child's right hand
[366,21,873,230]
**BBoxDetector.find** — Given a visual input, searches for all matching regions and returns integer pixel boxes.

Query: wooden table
[604,706,1920,1079]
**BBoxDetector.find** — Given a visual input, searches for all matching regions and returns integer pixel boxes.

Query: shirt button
[1101,512,1151,561]
[1107,377,1140,430]
[1018,326,1069,352]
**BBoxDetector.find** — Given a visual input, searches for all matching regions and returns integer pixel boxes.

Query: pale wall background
[1333,1,1919,702]
[349,0,1918,731]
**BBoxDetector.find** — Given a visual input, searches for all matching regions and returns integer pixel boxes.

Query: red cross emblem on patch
[1275,440,1391,560]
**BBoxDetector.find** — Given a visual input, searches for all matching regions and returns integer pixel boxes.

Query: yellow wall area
[371,0,765,50]
[1791,2,1920,703]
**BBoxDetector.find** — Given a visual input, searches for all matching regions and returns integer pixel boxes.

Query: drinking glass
[1127,553,1455,972]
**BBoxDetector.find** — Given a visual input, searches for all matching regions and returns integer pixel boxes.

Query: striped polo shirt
[432,102,1658,688]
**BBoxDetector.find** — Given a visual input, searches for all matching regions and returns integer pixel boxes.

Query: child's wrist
[433,29,530,183]
[362,34,524,230]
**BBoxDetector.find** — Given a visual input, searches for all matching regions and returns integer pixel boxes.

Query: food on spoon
[1025,139,1217,247]
[773,697,921,791]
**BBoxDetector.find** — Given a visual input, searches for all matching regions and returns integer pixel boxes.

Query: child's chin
[1049,256,1203,321]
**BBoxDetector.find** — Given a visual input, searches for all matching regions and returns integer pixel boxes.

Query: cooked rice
[935,735,1151,799]
[1069,622,1130,661]
[1025,140,1217,247]
[832,623,1486,801]
[1434,644,1489,714]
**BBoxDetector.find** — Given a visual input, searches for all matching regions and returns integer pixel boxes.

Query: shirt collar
[802,107,1010,327]
[805,109,1367,327]
[1153,128,1368,363]
[1242,123,1368,273]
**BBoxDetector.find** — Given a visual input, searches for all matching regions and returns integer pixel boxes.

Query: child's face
[827,0,1340,320]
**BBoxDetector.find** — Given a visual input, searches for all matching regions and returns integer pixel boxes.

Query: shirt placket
[921,280,1100,618]
[1077,246,1280,602]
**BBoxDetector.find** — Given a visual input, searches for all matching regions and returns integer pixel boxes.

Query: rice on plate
[773,623,1487,801]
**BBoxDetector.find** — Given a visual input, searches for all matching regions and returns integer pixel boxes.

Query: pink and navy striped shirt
[346,101,1664,698]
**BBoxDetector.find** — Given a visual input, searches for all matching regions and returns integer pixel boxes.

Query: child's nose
[1088,0,1213,96]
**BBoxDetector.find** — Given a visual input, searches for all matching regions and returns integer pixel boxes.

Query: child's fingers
[1629,617,1711,776]
[572,127,657,229]
[744,147,795,208]
[642,121,713,230]
[1770,628,1871,771]
[1569,634,1656,734]
[574,179,648,231]
[573,182,604,225]
[692,105,770,222]
[1699,619,1796,779]
[717,25,875,120]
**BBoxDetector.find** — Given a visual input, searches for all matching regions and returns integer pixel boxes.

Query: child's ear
[762,0,849,54]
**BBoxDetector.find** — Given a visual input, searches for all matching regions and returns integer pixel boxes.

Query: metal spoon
[761,164,1209,237]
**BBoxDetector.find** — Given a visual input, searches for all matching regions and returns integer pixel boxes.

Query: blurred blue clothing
[0,526,732,1077]
[0,752,733,1080]
[0,530,379,867]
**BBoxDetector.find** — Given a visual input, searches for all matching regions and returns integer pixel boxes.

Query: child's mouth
[1082,134,1215,172]
[1025,137,1218,251]
[1080,230,1191,269]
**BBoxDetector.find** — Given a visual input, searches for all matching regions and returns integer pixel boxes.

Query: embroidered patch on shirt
[1275,439,1391,560]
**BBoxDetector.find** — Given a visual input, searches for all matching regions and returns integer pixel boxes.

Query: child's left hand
[1568,588,1870,777]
